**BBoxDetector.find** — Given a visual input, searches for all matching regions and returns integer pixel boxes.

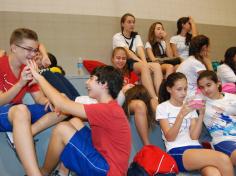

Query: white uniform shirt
[170,35,189,60]
[156,101,200,151]
[204,93,236,144]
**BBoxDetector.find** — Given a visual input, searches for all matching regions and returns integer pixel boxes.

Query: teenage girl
[146,22,175,78]
[170,16,198,60]
[156,72,234,175]
[197,70,236,166]
[113,13,163,101]
[112,47,155,145]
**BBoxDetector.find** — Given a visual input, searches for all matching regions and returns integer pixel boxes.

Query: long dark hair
[177,17,192,46]
[224,47,236,75]
[197,70,222,92]
[148,22,166,58]
[158,72,187,103]
[123,85,155,129]
[189,35,209,62]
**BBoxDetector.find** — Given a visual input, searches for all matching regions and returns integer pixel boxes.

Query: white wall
[1,0,236,27]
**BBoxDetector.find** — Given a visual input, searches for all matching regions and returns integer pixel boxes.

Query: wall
[0,1,236,74]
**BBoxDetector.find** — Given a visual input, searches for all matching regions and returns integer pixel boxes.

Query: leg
[230,149,236,166]
[8,104,42,176]
[41,119,84,175]
[148,62,163,95]
[161,64,175,79]
[183,149,234,176]
[201,166,221,176]
[129,100,150,145]
[31,112,67,136]
[133,62,158,98]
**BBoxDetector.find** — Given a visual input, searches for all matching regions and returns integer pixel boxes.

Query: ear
[166,86,171,94]
[100,81,108,89]
[10,44,17,53]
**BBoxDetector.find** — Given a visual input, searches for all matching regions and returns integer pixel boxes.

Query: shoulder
[145,41,151,49]
[113,32,122,39]
[217,64,231,71]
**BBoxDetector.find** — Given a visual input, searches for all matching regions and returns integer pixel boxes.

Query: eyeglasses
[15,44,39,54]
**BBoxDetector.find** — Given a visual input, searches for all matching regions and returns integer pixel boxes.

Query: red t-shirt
[123,71,139,85]
[84,100,131,176]
[0,55,39,104]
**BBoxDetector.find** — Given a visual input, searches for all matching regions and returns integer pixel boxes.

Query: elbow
[165,135,177,142]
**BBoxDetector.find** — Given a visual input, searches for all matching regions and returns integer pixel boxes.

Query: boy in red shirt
[29,64,131,176]
[0,28,65,176]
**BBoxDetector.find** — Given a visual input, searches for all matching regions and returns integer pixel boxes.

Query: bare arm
[159,104,193,141]
[170,43,179,58]
[28,60,87,119]
[189,17,198,37]
[0,66,31,105]
[39,43,51,68]
[189,107,205,140]
[123,47,143,62]
[136,46,147,62]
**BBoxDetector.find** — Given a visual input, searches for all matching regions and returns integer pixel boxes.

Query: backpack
[127,145,179,176]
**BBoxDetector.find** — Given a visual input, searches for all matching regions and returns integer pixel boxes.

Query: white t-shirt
[112,32,144,53]
[170,35,189,60]
[217,64,236,84]
[145,41,167,54]
[204,93,236,145]
[177,56,206,97]
[156,101,200,151]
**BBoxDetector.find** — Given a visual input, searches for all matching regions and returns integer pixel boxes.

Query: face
[198,77,221,99]
[154,24,164,39]
[233,54,236,64]
[122,16,135,33]
[12,39,39,65]
[167,78,187,103]
[182,21,191,32]
[112,49,127,70]
[33,52,44,69]
[86,75,103,99]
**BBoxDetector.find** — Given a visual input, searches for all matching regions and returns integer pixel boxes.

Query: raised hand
[27,59,42,81]
[19,65,33,86]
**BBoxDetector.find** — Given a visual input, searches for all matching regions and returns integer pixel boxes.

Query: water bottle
[77,57,84,76]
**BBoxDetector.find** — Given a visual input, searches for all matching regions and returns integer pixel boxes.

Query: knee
[217,152,232,167]
[166,65,175,73]
[8,104,30,123]
[132,100,147,113]
[53,121,71,136]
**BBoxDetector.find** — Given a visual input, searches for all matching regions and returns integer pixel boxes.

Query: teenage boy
[28,63,131,176]
[0,28,65,176]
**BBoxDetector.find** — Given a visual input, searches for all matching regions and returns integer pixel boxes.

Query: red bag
[83,60,106,73]
[133,145,179,175]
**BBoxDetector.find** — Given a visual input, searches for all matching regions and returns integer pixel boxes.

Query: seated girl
[156,72,233,175]
[170,16,198,60]
[112,13,163,101]
[176,35,212,97]
[112,47,155,145]
[217,46,236,84]
[146,22,176,78]
[197,70,236,166]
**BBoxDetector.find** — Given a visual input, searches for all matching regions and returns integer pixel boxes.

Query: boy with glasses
[0,28,66,176]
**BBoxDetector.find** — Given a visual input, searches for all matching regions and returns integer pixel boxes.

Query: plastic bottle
[77,57,84,76]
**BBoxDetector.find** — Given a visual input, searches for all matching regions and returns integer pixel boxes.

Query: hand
[179,102,194,117]
[19,66,33,87]
[41,55,51,68]
[189,16,195,24]
[44,99,55,112]
[27,60,42,81]
[161,31,168,41]
[122,84,134,94]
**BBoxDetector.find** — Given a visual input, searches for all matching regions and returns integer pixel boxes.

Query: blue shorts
[168,145,202,172]
[0,104,49,132]
[214,141,236,156]
[60,126,109,176]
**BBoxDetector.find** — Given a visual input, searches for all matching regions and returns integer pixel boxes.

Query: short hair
[91,65,123,99]
[10,28,38,45]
